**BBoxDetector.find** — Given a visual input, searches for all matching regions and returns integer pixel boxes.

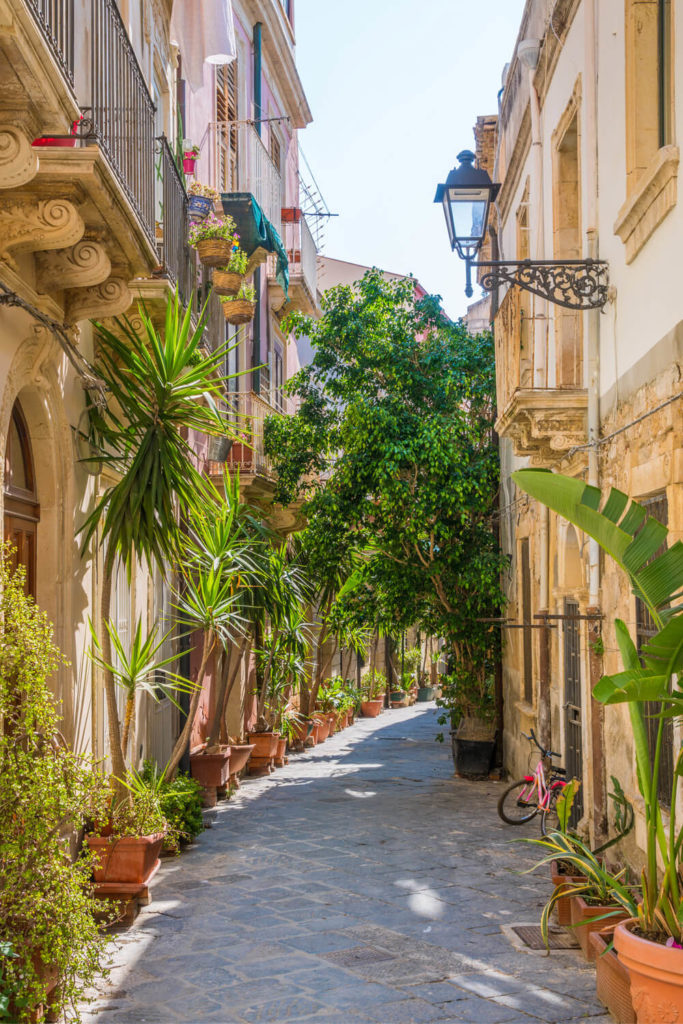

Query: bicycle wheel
[540,785,564,836]
[497,779,539,824]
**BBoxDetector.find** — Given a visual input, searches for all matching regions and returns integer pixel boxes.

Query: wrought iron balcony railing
[26,0,75,85]
[268,214,317,303]
[155,137,192,306]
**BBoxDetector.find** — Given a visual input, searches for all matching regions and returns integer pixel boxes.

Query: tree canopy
[264,269,505,681]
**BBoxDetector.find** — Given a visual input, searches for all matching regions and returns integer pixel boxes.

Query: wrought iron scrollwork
[474,259,609,310]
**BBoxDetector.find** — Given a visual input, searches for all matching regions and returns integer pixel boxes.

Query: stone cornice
[613,145,679,263]
[495,387,588,465]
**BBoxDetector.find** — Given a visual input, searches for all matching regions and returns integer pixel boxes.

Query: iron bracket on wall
[471,258,609,310]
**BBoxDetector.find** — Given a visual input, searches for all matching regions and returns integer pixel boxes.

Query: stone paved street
[85,706,612,1023]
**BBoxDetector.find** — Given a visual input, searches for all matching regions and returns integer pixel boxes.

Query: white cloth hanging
[170,0,237,92]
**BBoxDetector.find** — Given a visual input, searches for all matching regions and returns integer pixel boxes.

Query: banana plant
[513,468,683,940]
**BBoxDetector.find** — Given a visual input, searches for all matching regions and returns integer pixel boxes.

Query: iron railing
[89,0,155,244]
[209,391,281,479]
[156,137,192,306]
[207,121,283,234]
[26,0,75,85]
[268,215,317,301]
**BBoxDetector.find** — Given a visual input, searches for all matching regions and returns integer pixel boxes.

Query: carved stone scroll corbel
[0,197,84,259]
[36,239,111,291]
[64,276,132,325]
[0,125,39,188]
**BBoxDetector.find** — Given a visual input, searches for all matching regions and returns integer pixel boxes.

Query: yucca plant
[513,469,683,941]
[79,293,234,789]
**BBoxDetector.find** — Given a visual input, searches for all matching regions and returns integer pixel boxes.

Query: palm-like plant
[513,469,683,941]
[79,294,233,787]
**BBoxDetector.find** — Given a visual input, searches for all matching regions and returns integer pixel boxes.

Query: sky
[294,0,526,320]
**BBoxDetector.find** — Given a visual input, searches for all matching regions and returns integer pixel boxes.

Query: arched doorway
[4,400,39,597]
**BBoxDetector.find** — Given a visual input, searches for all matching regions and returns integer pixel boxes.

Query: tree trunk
[220,636,251,742]
[205,644,231,749]
[256,626,280,723]
[121,694,135,763]
[163,629,214,781]
[100,567,128,797]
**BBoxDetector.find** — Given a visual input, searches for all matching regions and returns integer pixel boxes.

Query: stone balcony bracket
[495,387,588,465]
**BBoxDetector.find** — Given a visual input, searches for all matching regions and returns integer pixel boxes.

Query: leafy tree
[264,270,504,708]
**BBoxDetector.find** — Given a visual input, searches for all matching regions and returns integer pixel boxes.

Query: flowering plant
[189,213,237,247]
[221,283,256,303]
[187,181,220,200]
[221,246,248,275]
[183,144,200,157]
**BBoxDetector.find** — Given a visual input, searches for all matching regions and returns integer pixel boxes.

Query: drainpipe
[584,0,607,841]
[518,38,551,747]
[253,22,262,136]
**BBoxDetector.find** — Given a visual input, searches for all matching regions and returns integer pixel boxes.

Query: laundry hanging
[170,0,237,92]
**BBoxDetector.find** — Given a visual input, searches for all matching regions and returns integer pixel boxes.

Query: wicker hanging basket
[222,299,257,325]
[213,270,244,296]
[196,238,233,267]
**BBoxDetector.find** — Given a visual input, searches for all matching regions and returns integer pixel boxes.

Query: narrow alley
[85,707,611,1024]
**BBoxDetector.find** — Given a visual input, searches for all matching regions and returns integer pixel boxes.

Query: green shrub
[140,762,203,852]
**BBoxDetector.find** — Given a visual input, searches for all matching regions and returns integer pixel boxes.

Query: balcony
[207,121,283,237]
[494,287,587,465]
[207,391,304,534]
[267,213,318,317]
[0,0,161,327]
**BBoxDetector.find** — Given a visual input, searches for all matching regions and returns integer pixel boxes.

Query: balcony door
[216,62,239,191]
[3,401,39,598]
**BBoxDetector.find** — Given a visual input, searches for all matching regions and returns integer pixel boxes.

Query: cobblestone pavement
[84,706,613,1024]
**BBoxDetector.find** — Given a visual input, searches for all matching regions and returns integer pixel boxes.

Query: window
[520,538,533,705]
[269,130,281,174]
[4,401,39,598]
[625,0,674,195]
[635,494,674,807]
[273,344,284,411]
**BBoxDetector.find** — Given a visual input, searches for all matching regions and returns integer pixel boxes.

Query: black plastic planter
[451,729,496,778]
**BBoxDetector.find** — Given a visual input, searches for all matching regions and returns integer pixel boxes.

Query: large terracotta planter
[190,745,231,807]
[615,919,683,1023]
[326,712,337,736]
[590,932,636,1023]
[87,833,164,884]
[551,860,586,926]
[571,894,629,961]
[275,737,287,768]
[361,699,383,718]
[315,715,330,741]
[293,718,315,746]
[228,743,255,788]
[247,731,279,775]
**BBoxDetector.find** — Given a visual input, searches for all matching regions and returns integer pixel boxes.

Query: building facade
[0,0,318,767]
[480,0,682,854]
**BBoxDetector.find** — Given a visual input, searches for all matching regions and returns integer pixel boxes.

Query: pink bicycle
[497,729,568,835]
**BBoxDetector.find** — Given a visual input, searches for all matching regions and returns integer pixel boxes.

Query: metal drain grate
[324,945,397,967]
[512,925,579,950]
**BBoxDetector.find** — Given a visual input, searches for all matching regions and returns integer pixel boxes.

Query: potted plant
[187,180,220,220]
[189,212,239,266]
[213,245,249,296]
[189,742,232,807]
[514,470,683,1021]
[87,768,169,885]
[139,762,204,854]
[438,665,496,778]
[32,114,83,148]
[225,739,256,788]
[590,928,637,1024]
[221,283,257,324]
[360,670,385,717]
[182,143,200,174]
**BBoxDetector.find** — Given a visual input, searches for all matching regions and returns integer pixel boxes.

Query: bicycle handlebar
[522,728,561,761]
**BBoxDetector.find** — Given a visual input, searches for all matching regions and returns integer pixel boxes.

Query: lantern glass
[447,187,490,255]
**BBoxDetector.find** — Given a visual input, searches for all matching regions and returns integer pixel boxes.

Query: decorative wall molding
[614,146,679,263]
[65,276,132,325]
[0,125,38,188]
[495,388,588,465]
[36,239,111,291]
[0,197,84,260]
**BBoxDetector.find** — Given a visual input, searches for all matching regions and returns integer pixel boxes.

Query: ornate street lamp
[434,151,608,310]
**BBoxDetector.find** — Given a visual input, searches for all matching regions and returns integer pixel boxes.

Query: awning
[220,193,289,297]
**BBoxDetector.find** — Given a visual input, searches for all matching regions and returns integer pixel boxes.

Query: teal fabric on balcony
[220,193,289,296]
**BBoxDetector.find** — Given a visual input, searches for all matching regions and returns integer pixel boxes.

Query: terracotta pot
[275,737,287,767]
[571,894,629,961]
[190,746,231,789]
[310,720,321,744]
[361,699,383,718]
[315,715,330,741]
[247,731,279,758]
[213,269,243,296]
[327,712,337,736]
[87,832,164,884]
[196,237,233,266]
[590,932,636,1023]
[228,743,255,787]
[222,298,256,324]
[293,718,314,745]
[615,919,683,1023]
[551,860,586,926]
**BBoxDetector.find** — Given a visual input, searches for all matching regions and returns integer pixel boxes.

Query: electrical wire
[567,390,683,457]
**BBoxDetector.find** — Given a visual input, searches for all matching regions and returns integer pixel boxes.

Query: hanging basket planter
[222,299,257,325]
[188,195,213,221]
[196,237,234,266]
[213,269,244,296]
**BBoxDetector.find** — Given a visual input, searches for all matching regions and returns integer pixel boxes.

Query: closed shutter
[216,62,238,191]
